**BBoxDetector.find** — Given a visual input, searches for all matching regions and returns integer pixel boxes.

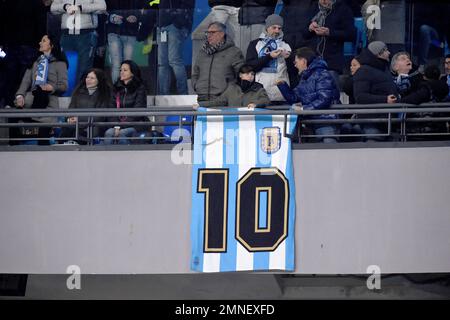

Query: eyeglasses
[205,30,222,35]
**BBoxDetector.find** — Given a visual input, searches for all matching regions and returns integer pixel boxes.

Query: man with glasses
[191,0,242,67]
[192,22,244,105]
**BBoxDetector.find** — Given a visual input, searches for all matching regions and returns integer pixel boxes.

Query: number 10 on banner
[197,167,290,253]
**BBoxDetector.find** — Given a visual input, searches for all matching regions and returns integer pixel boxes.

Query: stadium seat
[163,115,193,143]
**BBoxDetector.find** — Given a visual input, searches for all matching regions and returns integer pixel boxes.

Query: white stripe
[202,115,223,272]
[236,114,256,271]
[269,115,290,270]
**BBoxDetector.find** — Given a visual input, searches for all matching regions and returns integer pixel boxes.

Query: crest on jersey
[261,127,281,154]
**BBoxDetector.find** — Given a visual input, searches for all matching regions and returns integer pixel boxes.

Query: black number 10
[197,167,289,253]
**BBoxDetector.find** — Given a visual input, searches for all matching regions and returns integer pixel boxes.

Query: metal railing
[1,103,449,145]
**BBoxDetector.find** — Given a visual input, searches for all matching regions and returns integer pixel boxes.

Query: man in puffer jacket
[277,47,340,143]
[51,0,107,82]
[192,22,244,105]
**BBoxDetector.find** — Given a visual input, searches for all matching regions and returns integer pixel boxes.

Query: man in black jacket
[304,0,356,87]
[442,54,450,102]
[353,41,398,141]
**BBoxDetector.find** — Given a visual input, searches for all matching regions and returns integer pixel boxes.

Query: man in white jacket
[245,14,291,103]
[51,0,106,82]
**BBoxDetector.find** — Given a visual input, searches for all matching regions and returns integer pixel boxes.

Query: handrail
[1,103,449,144]
[1,105,450,118]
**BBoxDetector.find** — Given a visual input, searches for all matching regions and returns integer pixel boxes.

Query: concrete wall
[1,146,450,274]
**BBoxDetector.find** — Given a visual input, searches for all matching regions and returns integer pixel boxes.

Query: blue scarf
[394,74,411,96]
[258,36,278,73]
[34,54,50,88]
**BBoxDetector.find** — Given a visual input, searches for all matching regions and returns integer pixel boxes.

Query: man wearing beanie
[246,14,291,103]
[353,40,399,141]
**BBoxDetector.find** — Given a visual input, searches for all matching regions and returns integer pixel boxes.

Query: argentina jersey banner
[191,108,297,272]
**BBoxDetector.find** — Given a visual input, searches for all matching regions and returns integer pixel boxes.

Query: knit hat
[368,41,388,56]
[265,14,283,29]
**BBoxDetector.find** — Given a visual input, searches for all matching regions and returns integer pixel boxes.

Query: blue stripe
[190,114,207,271]
[220,112,239,272]
[285,115,296,270]
[253,113,272,271]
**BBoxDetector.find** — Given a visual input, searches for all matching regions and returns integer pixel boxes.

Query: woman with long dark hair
[12,34,68,144]
[104,60,147,144]
[62,68,112,144]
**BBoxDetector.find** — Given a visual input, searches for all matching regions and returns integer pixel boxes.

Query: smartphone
[0,48,6,59]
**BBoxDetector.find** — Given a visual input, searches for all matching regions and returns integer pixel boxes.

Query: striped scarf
[202,40,226,56]
[34,54,50,88]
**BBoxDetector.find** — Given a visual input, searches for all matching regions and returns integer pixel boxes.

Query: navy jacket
[277,58,340,119]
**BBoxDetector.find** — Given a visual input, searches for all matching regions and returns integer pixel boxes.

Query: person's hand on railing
[192,103,200,110]
[247,103,256,109]
[292,103,303,112]
[387,95,397,104]
[67,117,77,124]
[14,95,24,108]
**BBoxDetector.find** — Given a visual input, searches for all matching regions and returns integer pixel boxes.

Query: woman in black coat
[104,60,147,145]
[62,68,112,144]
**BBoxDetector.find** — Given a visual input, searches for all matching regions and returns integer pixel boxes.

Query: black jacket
[245,38,275,73]
[108,78,147,124]
[353,49,398,104]
[239,0,278,25]
[342,74,355,104]
[158,0,195,30]
[106,0,147,37]
[401,79,449,105]
[280,0,316,48]
[303,0,356,73]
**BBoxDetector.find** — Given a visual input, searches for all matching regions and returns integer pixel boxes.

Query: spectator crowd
[0,0,449,144]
